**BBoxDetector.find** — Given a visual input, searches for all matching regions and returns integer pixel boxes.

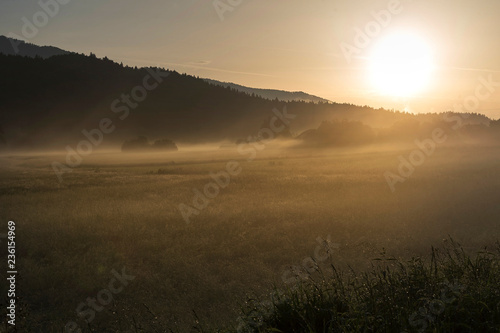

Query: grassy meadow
[1,144,500,332]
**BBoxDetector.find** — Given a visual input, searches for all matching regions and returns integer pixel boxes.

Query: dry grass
[0,145,499,332]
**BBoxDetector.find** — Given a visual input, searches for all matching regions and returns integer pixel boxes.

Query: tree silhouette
[0,125,5,144]
[121,136,178,152]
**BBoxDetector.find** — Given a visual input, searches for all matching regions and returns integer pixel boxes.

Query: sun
[369,32,435,97]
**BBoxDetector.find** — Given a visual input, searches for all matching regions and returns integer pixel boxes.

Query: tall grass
[224,239,500,332]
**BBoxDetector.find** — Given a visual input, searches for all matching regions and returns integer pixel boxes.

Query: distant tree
[152,138,178,151]
[235,138,247,145]
[0,125,5,144]
[121,136,178,152]
[298,120,375,147]
[121,136,150,151]
[491,119,500,130]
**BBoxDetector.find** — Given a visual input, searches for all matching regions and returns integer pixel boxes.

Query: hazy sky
[2,0,500,118]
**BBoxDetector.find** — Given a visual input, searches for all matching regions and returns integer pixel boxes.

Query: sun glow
[369,32,435,97]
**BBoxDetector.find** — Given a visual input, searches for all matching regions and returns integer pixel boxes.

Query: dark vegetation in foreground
[210,239,500,333]
[6,239,499,332]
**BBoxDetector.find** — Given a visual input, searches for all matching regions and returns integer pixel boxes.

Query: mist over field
[2,138,500,331]
[1,1,500,332]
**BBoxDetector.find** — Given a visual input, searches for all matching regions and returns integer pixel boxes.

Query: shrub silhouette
[152,138,178,151]
[121,136,149,151]
[121,136,177,152]
[298,119,375,146]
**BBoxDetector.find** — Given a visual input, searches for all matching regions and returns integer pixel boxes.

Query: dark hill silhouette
[0,50,494,150]
[0,35,69,59]
[0,36,327,103]
[203,79,331,103]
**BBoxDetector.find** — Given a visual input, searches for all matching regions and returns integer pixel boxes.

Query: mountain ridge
[0,35,70,59]
[203,78,331,103]
[0,35,329,104]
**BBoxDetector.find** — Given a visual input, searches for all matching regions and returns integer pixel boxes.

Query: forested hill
[0,52,492,149]
[203,78,331,103]
[0,35,69,59]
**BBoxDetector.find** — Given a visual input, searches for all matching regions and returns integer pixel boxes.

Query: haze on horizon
[1,0,500,118]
